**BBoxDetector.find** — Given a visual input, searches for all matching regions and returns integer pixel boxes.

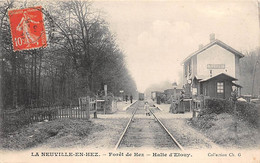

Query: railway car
[139,93,144,101]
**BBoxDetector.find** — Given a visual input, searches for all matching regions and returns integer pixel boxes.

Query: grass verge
[0,119,104,150]
[189,113,260,149]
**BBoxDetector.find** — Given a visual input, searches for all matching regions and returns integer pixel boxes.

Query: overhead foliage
[0,0,137,108]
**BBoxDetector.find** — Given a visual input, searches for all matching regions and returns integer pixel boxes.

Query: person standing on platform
[178,90,185,113]
[130,95,133,103]
[125,95,128,103]
[144,102,150,116]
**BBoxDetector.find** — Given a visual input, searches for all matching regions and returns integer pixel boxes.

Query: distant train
[138,93,144,101]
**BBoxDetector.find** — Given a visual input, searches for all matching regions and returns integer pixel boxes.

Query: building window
[217,82,224,93]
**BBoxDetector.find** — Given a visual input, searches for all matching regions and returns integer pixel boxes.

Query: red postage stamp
[8,6,47,51]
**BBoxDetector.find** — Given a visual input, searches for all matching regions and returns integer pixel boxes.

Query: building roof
[199,73,237,82]
[151,91,164,93]
[182,39,245,64]
[232,82,243,88]
[193,75,207,80]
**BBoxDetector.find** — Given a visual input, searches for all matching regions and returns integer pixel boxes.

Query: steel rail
[114,102,139,150]
[149,108,184,151]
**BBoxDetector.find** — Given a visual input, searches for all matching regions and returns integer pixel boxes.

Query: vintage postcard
[0,0,259,163]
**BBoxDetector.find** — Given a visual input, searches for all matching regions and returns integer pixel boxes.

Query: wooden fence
[2,97,118,130]
[2,104,89,126]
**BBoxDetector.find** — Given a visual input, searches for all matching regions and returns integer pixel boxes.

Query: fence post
[76,104,78,118]
[86,96,90,120]
[189,100,192,112]
[61,106,63,119]
[80,100,82,119]
[104,100,106,114]
[70,104,72,118]
[94,100,97,119]
[79,99,82,119]
[55,106,57,119]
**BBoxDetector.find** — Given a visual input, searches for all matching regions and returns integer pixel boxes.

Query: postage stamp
[8,6,47,51]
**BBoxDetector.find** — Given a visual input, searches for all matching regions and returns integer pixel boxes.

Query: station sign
[207,64,225,69]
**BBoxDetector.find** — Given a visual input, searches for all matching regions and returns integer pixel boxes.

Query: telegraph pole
[251,60,259,97]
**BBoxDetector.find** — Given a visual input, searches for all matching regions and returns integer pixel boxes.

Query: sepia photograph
[0,0,260,162]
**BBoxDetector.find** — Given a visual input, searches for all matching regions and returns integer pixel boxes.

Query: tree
[240,48,260,96]
[0,0,137,109]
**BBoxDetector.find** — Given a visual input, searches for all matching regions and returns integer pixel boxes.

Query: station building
[151,91,164,102]
[164,87,183,103]
[182,34,244,99]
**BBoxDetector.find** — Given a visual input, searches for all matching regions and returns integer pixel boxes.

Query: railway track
[114,101,184,150]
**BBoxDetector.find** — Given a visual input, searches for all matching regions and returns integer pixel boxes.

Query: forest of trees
[0,0,137,109]
[240,48,260,96]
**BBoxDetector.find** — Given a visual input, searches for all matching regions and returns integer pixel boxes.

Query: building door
[217,82,225,99]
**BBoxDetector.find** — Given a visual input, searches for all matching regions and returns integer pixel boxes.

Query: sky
[94,0,260,92]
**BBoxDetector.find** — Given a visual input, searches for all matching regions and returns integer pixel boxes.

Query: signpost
[104,85,107,114]
[104,85,107,97]
[120,90,124,101]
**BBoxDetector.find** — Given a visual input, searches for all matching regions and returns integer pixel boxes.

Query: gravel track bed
[119,102,180,150]
[154,112,221,149]
[119,116,179,149]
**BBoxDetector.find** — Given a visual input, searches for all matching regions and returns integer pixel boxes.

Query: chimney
[199,44,203,50]
[172,82,177,89]
[210,33,215,42]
